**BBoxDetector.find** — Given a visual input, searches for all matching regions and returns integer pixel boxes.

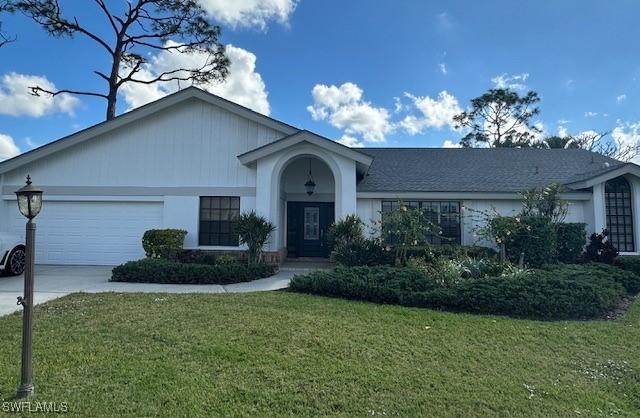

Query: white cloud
[491,73,529,91]
[612,121,640,161]
[439,63,447,75]
[617,94,627,104]
[557,119,570,125]
[584,111,598,117]
[120,43,270,115]
[336,135,364,148]
[558,125,569,138]
[0,72,79,117]
[400,90,461,134]
[0,134,20,161]
[198,0,298,29]
[307,82,392,143]
[442,139,461,148]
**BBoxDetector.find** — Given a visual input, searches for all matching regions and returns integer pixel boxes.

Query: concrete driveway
[0,265,297,316]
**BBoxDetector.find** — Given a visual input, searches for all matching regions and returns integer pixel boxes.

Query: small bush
[556,223,586,263]
[581,230,619,264]
[111,258,275,285]
[290,263,635,320]
[426,245,498,261]
[490,216,557,267]
[327,214,364,250]
[142,229,187,260]
[216,254,240,266]
[331,238,394,266]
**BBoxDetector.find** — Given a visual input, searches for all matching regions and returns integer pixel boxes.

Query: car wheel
[6,246,26,276]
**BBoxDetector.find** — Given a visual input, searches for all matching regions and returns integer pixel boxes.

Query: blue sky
[0,0,639,158]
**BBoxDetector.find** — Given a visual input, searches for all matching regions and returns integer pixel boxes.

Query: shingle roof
[356,148,623,193]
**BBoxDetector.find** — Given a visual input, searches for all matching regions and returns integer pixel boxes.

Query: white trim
[238,130,373,169]
[565,163,640,189]
[357,191,593,201]
[2,185,256,197]
[0,87,298,175]
[619,252,639,256]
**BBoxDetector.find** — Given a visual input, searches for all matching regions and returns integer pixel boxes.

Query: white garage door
[9,201,164,265]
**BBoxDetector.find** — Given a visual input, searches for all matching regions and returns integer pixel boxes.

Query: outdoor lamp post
[15,175,43,398]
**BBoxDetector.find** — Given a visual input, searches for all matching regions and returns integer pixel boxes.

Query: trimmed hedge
[142,229,187,260]
[331,239,394,266]
[290,263,640,320]
[111,259,275,285]
[491,216,557,267]
[555,223,586,263]
[614,256,640,283]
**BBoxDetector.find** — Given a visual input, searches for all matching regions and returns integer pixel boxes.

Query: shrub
[216,254,240,265]
[380,202,439,266]
[237,211,276,265]
[331,238,394,266]
[142,229,188,260]
[426,245,498,261]
[555,223,586,263]
[176,250,217,265]
[111,258,275,285]
[489,216,557,267]
[327,214,364,250]
[614,256,640,282]
[581,230,619,264]
[290,263,635,320]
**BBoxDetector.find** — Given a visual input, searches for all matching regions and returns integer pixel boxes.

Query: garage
[7,200,164,265]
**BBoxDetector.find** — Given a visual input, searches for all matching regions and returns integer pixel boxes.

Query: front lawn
[0,292,638,417]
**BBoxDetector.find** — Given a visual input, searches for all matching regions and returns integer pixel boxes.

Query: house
[0,87,639,266]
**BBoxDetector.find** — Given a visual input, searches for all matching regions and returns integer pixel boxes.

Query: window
[605,177,634,252]
[199,197,240,246]
[381,200,461,245]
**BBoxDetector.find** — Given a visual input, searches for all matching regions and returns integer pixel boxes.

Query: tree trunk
[106,88,117,121]
[106,43,123,121]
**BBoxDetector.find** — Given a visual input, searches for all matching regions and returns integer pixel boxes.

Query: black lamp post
[14,175,43,399]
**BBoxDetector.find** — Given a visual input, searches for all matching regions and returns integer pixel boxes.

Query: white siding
[3,99,286,188]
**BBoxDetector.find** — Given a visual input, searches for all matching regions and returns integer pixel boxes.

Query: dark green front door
[287,202,334,258]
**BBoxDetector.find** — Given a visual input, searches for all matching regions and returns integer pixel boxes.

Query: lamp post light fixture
[14,175,43,399]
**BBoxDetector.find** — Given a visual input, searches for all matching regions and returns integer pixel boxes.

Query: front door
[286,202,334,258]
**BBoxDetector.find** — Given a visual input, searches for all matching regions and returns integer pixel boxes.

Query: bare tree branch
[30,85,108,99]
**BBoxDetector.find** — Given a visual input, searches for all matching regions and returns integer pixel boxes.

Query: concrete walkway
[0,263,324,317]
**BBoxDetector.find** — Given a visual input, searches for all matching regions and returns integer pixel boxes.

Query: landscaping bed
[290,263,640,320]
[111,258,276,285]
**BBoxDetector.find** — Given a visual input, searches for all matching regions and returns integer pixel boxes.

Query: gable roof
[238,130,374,170]
[0,87,299,175]
[357,148,628,193]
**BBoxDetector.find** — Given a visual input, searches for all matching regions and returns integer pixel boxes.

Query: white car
[0,233,26,276]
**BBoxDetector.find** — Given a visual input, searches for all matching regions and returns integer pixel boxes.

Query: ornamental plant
[379,201,440,266]
[327,214,365,250]
[142,229,188,261]
[237,211,276,265]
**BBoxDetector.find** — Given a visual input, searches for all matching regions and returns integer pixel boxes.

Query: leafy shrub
[425,245,498,261]
[380,202,439,266]
[216,254,240,265]
[555,223,586,263]
[614,256,640,282]
[142,229,187,260]
[111,258,275,285]
[581,230,619,264]
[290,263,635,320]
[176,250,217,266]
[489,216,557,267]
[331,238,394,266]
[237,211,276,265]
[327,214,364,250]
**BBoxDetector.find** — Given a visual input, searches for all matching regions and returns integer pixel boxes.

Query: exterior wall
[2,98,286,188]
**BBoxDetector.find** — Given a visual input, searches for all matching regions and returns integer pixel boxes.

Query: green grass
[0,292,638,417]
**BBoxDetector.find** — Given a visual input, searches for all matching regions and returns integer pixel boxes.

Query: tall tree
[453,88,541,148]
[538,135,579,149]
[569,131,639,162]
[0,1,16,47]
[14,0,230,120]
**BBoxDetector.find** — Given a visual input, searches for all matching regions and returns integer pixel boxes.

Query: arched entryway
[605,176,634,252]
[279,155,336,258]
